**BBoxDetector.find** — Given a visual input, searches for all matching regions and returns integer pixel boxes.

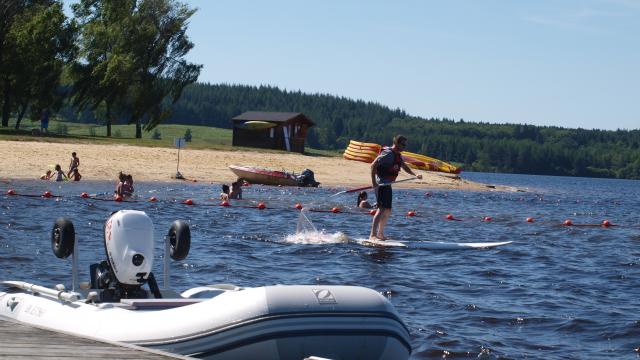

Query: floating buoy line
[2,187,630,228]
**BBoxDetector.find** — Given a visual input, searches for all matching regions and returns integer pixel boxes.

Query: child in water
[357,191,373,209]
[69,168,82,181]
[115,172,134,198]
[229,180,243,200]
[52,164,67,182]
[67,152,80,178]
[40,170,53,180]
[220,184,230,201]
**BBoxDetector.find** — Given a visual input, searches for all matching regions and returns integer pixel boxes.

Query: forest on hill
[65,83,640,179]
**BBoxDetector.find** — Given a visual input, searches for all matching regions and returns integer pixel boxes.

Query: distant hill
[60,83,640,179]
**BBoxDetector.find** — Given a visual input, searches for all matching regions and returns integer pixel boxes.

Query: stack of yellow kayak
[401,151,461,174]
[343,140,381,163]
[343,140,461,174]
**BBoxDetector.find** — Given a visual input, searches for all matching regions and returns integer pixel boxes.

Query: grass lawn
[0,118,341,157]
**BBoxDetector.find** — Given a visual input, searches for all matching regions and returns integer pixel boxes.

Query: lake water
[1,173,639,359]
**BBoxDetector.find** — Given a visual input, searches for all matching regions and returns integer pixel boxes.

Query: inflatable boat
[229,165,320,187]
[0,210,411,359]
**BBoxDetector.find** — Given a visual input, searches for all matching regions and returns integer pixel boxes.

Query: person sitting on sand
[52,164,67,182]
[220,184,230,202]
[229,180,243,200]
[357,191,373,209]
[67,152,80,178]
[40,170,53,180]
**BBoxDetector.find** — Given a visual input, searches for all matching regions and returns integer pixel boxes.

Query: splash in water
[284,230,350,245]
[296,208,317,233]
[284,208,349,244]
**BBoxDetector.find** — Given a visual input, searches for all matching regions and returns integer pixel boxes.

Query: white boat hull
[0,283,411,359]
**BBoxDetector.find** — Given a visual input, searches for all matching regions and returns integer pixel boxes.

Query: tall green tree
[10,2,76,129]
[70,0,136,137]
[71,0,200,138]
[0,0,73,128]
[124,0,201,138]
[0,0,23,127]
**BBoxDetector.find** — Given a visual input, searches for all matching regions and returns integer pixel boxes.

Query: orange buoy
[294,203,303,210]
[43,191,52,198]
[526,217,534,223]
[369,209,377,216]
[407,211,416,217]
[331,207,340,213]
[602,220,611,227]
[7,189,16,195]
[563,219,573,226]
[183,199,194,205]
[483,216,492,222]
[80,192,89,198]
[149,196,157,202]
[114,195,123,202]
[446,214,454,220]
[257,202,266,209]
[221,200,230,207]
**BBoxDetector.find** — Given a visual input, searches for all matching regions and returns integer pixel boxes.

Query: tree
[70,0,136,137]
[124,0,201,138]
[183,128,192,142]
[10,2,76,129]
[0,0,74,128]
[71,0,200,138]
[0,0,24,127]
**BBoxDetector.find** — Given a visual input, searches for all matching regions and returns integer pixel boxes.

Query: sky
[68,0,640,131]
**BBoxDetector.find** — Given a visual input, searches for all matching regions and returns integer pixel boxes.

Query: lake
[1,173,639,359]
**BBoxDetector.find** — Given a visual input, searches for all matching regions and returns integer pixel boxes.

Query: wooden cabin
[232,111,315,153]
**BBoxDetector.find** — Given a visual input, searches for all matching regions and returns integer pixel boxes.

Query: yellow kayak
[401,151,460,174]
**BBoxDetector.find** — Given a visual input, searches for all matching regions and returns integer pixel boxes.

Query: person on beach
[40,109,49,135]
[229,179,243,200]
[40,170,53,180]
[369,135,422,241]
[220,184,230,202]
[67,152,80,178]
[357,191,373,209]
[52,164,67,182]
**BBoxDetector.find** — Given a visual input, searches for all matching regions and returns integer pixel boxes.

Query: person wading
[369,135,422,241]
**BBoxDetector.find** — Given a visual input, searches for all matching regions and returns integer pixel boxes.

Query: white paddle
[330,177,419,197]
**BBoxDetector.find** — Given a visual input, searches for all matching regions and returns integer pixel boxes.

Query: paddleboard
[358,238,407,248]
[418,241,512,250]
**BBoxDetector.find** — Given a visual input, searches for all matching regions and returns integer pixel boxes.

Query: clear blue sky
[67,1,640,130]
[182,0,639,131]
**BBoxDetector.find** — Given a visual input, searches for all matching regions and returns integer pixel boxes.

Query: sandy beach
[1,140,515,191]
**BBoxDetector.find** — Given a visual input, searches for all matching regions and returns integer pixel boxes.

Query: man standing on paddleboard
[369,135,422,241]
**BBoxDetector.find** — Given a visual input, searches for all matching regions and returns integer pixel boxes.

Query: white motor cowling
[104,210,154,286]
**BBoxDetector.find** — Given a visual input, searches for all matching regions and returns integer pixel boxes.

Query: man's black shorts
[376,185,392,209]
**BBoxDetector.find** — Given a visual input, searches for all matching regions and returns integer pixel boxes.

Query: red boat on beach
[229,165,319,187]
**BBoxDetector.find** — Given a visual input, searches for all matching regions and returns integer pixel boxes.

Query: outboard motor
[296,168,320,187]
[90,210,159,301]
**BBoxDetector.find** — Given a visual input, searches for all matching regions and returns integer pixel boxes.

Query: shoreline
[1,140,517,192]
